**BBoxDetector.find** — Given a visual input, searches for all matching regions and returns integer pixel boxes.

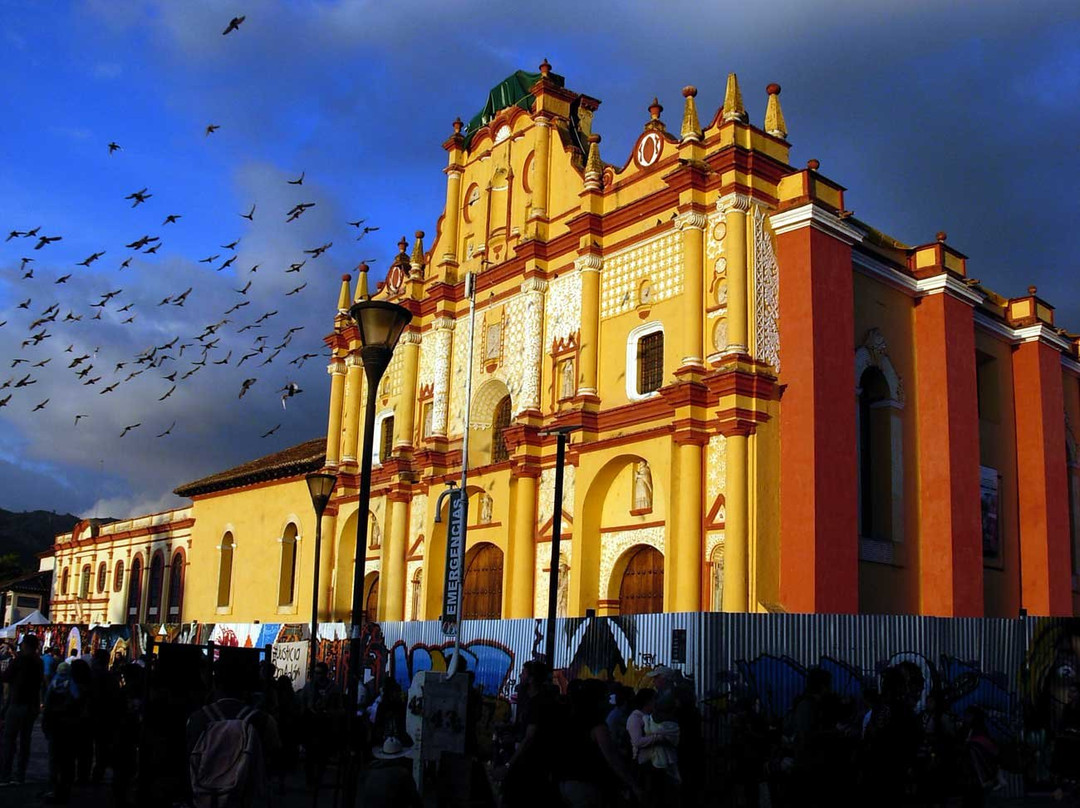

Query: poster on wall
[272,640,309,690]
[980,466,1001,559]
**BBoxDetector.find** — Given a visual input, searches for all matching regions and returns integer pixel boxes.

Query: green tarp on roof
[463,70,561,148]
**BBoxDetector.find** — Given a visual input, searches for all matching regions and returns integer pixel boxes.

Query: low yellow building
[53,65,1080,623]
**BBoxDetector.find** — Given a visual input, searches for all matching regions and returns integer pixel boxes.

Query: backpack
[189,703,265,808]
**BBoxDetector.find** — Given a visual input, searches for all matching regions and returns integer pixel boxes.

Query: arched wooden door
[618,545,664,615]
[365,574,380,622]
[462,543,503,620]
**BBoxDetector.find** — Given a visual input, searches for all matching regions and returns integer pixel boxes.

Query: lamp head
[306,470,338,516]
[348,299,413,354]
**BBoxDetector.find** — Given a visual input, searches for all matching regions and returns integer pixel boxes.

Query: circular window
[635,132,663,168]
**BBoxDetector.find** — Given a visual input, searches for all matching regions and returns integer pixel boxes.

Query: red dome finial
[936,231,948,243]
[540,58,551,77]
[766,83,781,96]
[452,117,463,134]
[806,158,820,171]
[648,97,663,119]
[682,85,697,98]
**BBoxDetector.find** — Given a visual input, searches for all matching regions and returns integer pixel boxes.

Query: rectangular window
[15,595,39,609]
[637,332,664,395]
[380,416,395,463]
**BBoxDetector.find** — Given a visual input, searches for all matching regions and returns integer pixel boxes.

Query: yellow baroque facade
[53,66,1080,623]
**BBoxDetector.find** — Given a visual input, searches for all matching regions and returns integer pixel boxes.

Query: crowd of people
[0,633,1022,807]
[493,660,1008,808]
[0,634,422,806]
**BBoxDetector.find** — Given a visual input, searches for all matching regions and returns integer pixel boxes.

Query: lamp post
[346,262,412,701]
[540,424,579,666]
[305,469,337,680]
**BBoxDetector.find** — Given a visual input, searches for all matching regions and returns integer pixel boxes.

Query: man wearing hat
[358,736,422,807]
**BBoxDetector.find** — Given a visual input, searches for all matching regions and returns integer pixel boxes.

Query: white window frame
[626,321,665,401]
[372,408,395,466]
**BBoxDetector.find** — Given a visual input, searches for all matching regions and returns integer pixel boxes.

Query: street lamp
[305,468,337,680]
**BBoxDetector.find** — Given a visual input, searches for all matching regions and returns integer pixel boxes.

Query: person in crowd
[88,649,119,785]
[627,686,680,802]
[502,661,560,807]
[299,661,342,788]
[360,735,423,807]
[109,662,145,808]
[41,645,58,699]
[185,656,281,807]
[558,679,647,807]
[40,658,90,804]
[861,664,923,806]
[0,633,44,786]
[606,684,634,760]
[273,674,300,793]
[959,706,1001,808]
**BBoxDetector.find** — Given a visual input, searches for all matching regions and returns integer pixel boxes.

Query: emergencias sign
[441,490,466,636]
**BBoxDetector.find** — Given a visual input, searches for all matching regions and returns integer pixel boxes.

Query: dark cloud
[1,0,1077,516]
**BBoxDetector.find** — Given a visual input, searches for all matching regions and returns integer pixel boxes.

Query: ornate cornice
[574,253,603,273]
[433,315,456,331]
[913,273,984,307]
[717,192,752,214]
[399,330,423,346]
[327,359,346,376]
[769,202,865,245]
[345,354,363,368]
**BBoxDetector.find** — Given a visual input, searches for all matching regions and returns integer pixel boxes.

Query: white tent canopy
[0,609,50,640]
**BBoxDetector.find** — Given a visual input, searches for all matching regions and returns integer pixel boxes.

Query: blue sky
[0,0,1077,518]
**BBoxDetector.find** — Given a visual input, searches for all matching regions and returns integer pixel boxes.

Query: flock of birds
[1,12,389,446]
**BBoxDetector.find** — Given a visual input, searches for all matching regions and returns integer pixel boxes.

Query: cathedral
[49,65,1080,626]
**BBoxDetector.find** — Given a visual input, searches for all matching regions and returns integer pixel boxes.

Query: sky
[0,0,1078,519]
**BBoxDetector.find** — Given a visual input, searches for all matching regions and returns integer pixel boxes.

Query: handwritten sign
[441,491,467,636]
[272,641,308,690]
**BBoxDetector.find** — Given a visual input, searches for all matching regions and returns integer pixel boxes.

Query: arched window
[858,367,895,541]
[147,552,165,618]
[127,556,143,620]
[410,568,423,621]
[618,545,664,615]
[168,552,184,621]
[627,322,665,400]
[97,562,107,594]
[79,564,91,599]
[61,567,70,596]
[114,560,124,593]
[278,523,299,607]
[462,543,504,620]
[217,532,234,609]
[491,395,512,463]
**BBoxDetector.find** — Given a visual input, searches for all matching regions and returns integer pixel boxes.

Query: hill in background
[0,508,80,579]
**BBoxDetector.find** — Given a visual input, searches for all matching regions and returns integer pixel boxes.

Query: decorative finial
[680,85,703,143]
[452,117,463,135]
[806,159,820,171]
[764,83,787,139]
[644,97,665,133]
[355,262,370,301]
[336,273,352,311]
[1028,285,1038,295]
[398,236,408,253]
[722,73,748,123]
[584,134,603,192]
[410,230,426,274]
[539,58,551,78]
[936,231,948,243]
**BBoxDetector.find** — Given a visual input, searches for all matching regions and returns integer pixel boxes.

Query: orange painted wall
[776,225,858,613]
[1013,341,1072,615]
[913,292,983,616]
[975,330,1022,617]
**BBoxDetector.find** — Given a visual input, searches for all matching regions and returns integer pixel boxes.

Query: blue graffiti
[391,639,514,697]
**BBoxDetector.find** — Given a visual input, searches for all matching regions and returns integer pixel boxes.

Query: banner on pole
[441,490,467,636]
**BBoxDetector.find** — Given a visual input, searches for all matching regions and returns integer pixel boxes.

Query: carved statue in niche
[479,493,493,525]
[369,517,381,550]
[557,559,570,617]
[633,461,653,512]
[560,358,576,400]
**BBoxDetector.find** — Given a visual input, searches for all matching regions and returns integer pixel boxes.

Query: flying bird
[286,261,305,273]
[239,378,257,399]
[199,255,220,264]
[14,374,35,387]
[82,377,101,386]
[6,230,24,241]
[144,243,161,254]
[205,124,220,136]
[32,399,49,412]
[0,395,10,408]
[55,274,71,284]
[158,384,176,401]
[100,382,119,394]
[32,358,51,368]
[261,424,281,438]
[125,188,151,207]
[280,382,302,409]
[304,242,331,258]
[77,251,106,267]
[240,204,255,221]
[74,414,87,425]
[119,423,141,438]
[221,238,240,250]
[156,421,176,438]
[356,226,380,240]
[162,214,182,225]
[212,351,232,366]
[216,256,237,272]
[285,282,307,296]
[119,257,132,270]
[17,299,30,309]
[172,287,193,306]
[222,15,245,35]
[34,235,62,249]
[108,142,121,154]
[125,235,158,250]
[347,219,367,228]
[287,171,304,185]
[21,268,33,279]
[248,264,259,273]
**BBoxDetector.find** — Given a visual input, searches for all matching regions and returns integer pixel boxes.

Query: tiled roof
[174,437,327,498]
[0,569,52,596]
